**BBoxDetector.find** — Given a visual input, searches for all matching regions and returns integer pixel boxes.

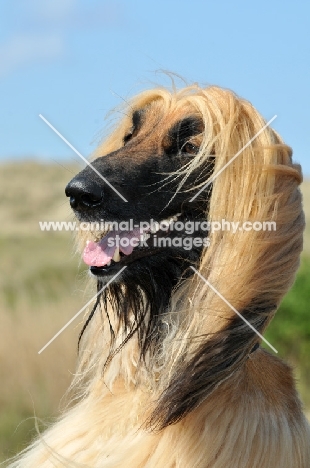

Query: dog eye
[182,142,200,155]
[124,132,133,144]
[124,127,139,145]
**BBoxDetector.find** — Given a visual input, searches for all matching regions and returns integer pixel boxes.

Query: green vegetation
[0,161,309,461]
[265,255,310,406]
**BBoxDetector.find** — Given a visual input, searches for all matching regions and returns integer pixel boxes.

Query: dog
[10,84,310,467]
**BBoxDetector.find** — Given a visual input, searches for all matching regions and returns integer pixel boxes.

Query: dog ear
[147,301,275,430]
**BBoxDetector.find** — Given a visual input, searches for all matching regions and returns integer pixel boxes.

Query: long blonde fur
[9,84,310,467]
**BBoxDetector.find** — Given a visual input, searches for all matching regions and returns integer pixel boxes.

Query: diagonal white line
[189,115,277,202]
[38,266,127,354]
[39,114,128,202]
[190,266,278,353]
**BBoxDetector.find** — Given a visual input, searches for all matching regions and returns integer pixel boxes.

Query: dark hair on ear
[147,301,275,430]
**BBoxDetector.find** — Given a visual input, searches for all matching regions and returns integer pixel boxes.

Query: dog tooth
[112,247,121,262]
[106,261,111,267]
[161,216,176,225]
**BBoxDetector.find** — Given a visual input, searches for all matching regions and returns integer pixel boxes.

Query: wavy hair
[76,85,304,427]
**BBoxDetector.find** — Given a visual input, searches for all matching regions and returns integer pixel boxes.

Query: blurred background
[0,0,309,461]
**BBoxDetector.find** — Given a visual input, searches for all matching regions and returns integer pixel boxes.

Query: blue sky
[0,0,309,175]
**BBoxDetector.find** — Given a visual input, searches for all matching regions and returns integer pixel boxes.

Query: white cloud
[0,34,65,78]
[21,0,76,22]
[0,1,126,78]
[17,0,125,30]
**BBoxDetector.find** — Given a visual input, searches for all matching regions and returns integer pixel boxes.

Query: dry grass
[1,298,79,459]
[0,160,92,460]
[0,161,309,461]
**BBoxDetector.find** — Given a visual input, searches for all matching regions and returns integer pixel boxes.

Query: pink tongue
[83,229,142,267]
[83,240,115,267]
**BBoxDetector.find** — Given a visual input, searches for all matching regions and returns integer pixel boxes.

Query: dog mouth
[82,214,181,276]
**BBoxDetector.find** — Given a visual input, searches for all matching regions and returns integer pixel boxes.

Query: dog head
[66,85,304,429]
[65,93,215,286]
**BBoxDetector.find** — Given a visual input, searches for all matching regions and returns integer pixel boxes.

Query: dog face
[65,100,213,286]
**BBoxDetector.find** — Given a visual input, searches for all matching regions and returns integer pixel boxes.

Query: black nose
[65,176,103,210]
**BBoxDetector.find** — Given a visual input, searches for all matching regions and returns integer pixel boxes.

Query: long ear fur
[142,86,304,429]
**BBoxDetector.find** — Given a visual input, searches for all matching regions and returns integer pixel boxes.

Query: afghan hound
[10,84,310,467]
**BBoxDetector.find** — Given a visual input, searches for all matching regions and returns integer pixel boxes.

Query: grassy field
[0,161,90,460]
[0,161,309,461]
